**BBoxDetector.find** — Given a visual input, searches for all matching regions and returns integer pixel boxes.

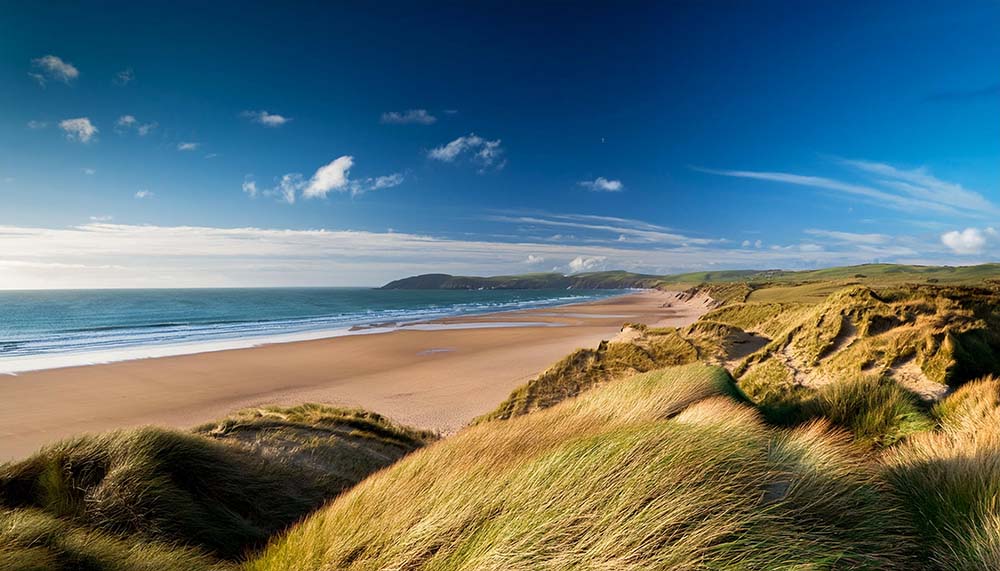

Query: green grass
[807,376,933,447]
[248,364,917,571]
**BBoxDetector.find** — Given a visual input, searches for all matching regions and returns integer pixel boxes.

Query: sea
[0,288,627,374]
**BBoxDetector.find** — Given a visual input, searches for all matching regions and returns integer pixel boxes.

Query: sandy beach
[0,290,709,461]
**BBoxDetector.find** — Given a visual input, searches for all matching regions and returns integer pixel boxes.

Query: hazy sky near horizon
[2,1,999,288]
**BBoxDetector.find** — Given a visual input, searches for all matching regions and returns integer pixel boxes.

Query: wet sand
[0,290,710,461]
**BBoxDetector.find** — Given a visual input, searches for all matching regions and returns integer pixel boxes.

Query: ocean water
[0,288,626,374]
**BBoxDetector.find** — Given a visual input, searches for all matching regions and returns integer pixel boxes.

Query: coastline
[0,290,710,461]
[0,289,626,376]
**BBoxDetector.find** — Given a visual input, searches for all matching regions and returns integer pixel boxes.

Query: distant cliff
[380,271,663,290]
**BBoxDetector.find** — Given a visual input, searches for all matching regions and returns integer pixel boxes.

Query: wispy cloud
[27,120,48,129]
[804,229,891,245]
[578,177,624,192]
[134,190,154,199]
[242,110,292,127]
[489,212,720,246]
[926,83,1000,102]
[380,109,436,125]
[113,68,134,86]
[698,158,996,218]
[113,115,156,136]
[59,118,98,143]
[82,168,96,175]
[242,175,258,198]
[350,172,404,196]
[429,133,505,171]
[177,142,200,151]
[30,55,79,86]
[0,220,951,289]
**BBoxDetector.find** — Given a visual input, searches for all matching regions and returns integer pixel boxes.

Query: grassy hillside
[0,405,433,568]
[381,271,664,289]
[382,263,1000,292]
[248,365,918,570]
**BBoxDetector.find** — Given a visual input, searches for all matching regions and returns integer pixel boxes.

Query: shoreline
[0,290,631,376]
[0,290,710,461]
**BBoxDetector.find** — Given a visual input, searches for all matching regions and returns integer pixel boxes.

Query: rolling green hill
[381,264,1000,291]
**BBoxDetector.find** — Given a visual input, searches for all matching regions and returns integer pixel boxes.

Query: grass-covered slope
[249,364,917,571]
[380,271,662,290]
[0,404,433,566]
[480,324,700,421]
[883,377,1000,570]
[382,263,1000,291]
[696,285,1000,414]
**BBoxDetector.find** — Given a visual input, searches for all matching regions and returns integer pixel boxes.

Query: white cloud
[89,215,113,222]
[259,157,400,203]
[83,168,96,175]
[113,68,134,86]
[115,115,156,136]
[304,156,354,199]
[525,254,545,264]
[134,190,154,199]
[579,177,624,192]
[568,256,607,273]
[177,142,200,151]
[242,110,292,127]
[116,115,137,128]
[242,176,258,198]
[941,227,994,255]
[59,118,98,143]
[371,173,404,190]
[276,174,303,204]
[741,240,751,247]
[350,172,404,196]
[380,109,436,125]
[31,55,79,86]
[428,133,505,170]
[27,120,48,129]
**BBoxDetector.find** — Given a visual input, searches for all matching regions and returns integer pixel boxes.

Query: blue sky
[1,1,999,288]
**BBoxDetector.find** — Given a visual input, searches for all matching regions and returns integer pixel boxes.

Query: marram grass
[247,364,916,570]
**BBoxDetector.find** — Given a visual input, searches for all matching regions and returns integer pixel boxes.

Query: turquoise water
[0,288,626,368]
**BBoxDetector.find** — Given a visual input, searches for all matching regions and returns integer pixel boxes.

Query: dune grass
[0,405,433,562]
[248,364,917,571]
[807,376,933,447]
[882,377,1000,570]
[480,327,699,421]
[0,507,231,571]
[0,428,340,559]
